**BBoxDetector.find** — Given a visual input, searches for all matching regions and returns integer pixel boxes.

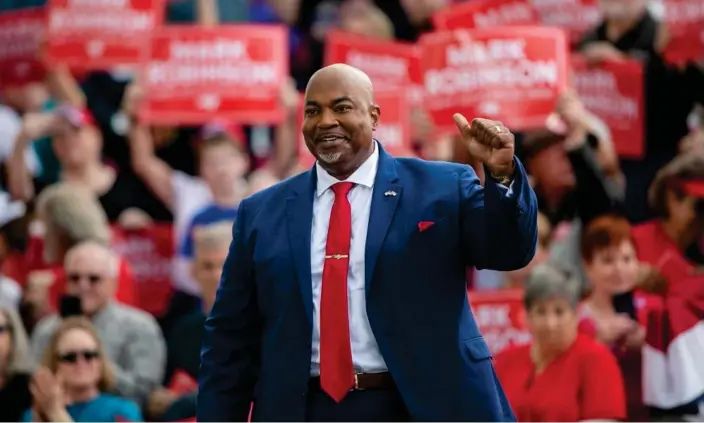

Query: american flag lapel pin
[384,190,397,197]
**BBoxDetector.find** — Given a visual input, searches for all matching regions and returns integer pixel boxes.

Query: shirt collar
[315,141,379,197]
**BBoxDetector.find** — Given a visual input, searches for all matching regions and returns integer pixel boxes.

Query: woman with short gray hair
[493,263,627,422]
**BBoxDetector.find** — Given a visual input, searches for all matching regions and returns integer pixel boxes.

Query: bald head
[64,240,118,278]
[64,240,118,315]
[306,64,374,103]
[302,64,380,179]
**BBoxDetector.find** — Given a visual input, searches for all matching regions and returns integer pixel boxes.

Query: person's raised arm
[272,77,301,177]
[6,112,56,202]
[198,200,261,422]
[454,115,539,271]
[196,0,219,26]
[557,90,625,224]
[122,82,176,210]
[265,0,301,25]
[45,64,86,109]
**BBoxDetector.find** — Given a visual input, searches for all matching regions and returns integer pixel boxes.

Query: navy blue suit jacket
[197,145,538,421]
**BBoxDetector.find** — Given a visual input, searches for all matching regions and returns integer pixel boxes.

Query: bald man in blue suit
[197,64,538,422]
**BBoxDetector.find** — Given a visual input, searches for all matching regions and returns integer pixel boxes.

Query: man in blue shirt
[179,204,237,261]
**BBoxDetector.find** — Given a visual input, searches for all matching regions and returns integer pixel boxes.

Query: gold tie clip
[325,254,349,259]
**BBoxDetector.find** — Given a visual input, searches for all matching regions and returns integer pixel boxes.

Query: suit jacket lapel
[365,144,401,295]
[286,168,316,326]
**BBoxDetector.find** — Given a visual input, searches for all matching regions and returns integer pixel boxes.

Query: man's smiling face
[302,64,379,179]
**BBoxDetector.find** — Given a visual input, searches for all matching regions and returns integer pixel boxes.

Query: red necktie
[320,181,355,403]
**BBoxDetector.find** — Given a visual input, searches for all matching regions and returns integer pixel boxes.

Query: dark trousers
[305,381,411,422]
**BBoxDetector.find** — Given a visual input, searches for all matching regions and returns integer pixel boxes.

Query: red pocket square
[418,221,435,232]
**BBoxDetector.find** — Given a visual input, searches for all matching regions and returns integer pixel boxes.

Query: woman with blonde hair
[0,306,33,421]
[22,184,137,328]
[22,317,142,422]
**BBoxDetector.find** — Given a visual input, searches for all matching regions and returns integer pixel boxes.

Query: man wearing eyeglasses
[29,241,166,406]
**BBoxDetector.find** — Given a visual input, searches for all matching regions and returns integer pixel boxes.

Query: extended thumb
[453,113,470,132]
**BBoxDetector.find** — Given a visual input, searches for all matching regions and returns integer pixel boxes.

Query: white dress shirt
[308,143,514,376]
[310,143,387,375]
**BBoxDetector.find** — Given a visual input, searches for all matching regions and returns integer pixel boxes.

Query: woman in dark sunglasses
[22,317,142,422]
[0,306,33,422]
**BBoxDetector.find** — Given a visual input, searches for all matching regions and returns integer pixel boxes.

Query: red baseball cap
[681,180,704,198]
[55,104,95,127]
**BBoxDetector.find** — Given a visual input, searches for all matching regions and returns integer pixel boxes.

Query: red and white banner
[572,56,645,158]
[420,27,569,131]
[468,289,531,355]
[46,0,165,69]
[660,0,704,64]
[140,25,288,125]
[433,0,538,31]
[0,8,46,89]
[632,221,704,409]
[111,224,174,317]
[296,91,412,167]
[529,0,602,44]
[324,31,423,105]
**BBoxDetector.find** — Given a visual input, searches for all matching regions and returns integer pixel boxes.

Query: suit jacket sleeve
[460,157,538,271]
[197,199,259,422]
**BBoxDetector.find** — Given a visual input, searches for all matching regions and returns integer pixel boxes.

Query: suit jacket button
[516,208,524,216]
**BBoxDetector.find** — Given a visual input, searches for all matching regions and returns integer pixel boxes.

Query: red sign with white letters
[0,7,46,89]
[529,0,602,44]
[324,30,423,105]
[660,0,704,64]
[468,289,531,355]
[433,0,539,31]
[111,224,174,317]
[297,91,412,167]
[419,26,569,131]
[433,0,600,45]
[571,56,645,158]
[45,0,165,69]
[139,25,288,125]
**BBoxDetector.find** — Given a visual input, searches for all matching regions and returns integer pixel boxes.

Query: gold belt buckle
[354,373,364,391]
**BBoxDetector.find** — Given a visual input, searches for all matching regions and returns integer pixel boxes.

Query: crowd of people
[0,0,702,421]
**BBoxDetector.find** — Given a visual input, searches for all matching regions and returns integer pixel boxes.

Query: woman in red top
[578,215,648,420]
[494,263,626,422]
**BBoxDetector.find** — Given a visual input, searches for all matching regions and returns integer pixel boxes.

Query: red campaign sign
[571,56,645,158]
[468,289,532,355]
[324,30,423,105]
[0,8,46,89]
[140,25,288,125]
[297,91,412,167]
[45,0,165,69]
[432,0,539,31]
[374,91,412,155]
[661,0,704,64]
[111,224,174,317]
[529,0,602,45]
[420,27,569,131]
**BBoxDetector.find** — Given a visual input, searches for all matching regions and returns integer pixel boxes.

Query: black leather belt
[310,372,395,391]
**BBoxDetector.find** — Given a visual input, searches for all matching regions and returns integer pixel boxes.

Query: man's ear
[371,104,380,130]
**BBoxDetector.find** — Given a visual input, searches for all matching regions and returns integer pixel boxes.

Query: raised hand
[453,114,515,177]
